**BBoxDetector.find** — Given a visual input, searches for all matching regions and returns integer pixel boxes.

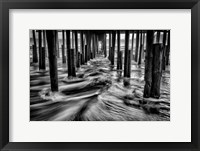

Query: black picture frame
[0,0,199,150]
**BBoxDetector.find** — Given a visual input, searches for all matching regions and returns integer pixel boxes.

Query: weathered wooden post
[61,44,66,64]
[32,30,38,63]
[38,30,42,69]
[86,31,90,60]
[85,45,88,63]
[70,48,76,77]
[166,31,170,65]
[117,31,122,70]
[46,30,58,92]
[94,34,97,58]
[138,31,143,65]
[150,31,163,98]
[41,47,46,70]
[162,31,167,70]
[66,30,72,77]
[81,31,85,64]
[124,30,130,77]
[131,31,135,61]
[156,31,160,43]
[111,31,116,66]
[96,35,99,54]
[109,32,112,61]
[103,33,107,57]
[77,52,81,67]
[151,44,163,98]
[71,31,75,49]
[55,31,60,58]
[143,30,154,98]
[42,30,47,58]
[75,31,79,68]
[62,30,66,63]
[134,30,139,62]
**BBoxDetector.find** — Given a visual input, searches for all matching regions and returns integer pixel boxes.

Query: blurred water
[30,54,170,121]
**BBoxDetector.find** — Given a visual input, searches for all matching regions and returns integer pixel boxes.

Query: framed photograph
[0,0,199,150]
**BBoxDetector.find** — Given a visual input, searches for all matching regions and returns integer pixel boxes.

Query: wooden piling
[46,30,58,92]
[61,44,66,63]
[55,31,60,58]
[75,31,79,68]
[111,31,116,66]
[87,31,91,60]
[117,31,122,70]
[143,31,154,98]
[42,30,47,57]
[38,30,42,69]
[62,30,66,63]
[109,32,112,61]
[156,31,160,43]
[119,51,122,70]
[96,35,99,54]
[77,52,81,68]
[32,45,38,63]
[93,34,96,58]
[66,30,72,77]
[138,31,143,65]
[131,31,134,61]
[85,45,88,63]
[124,30,130,77]
[70,49,76,77]
[162,31,167,70]
[41,47,46,70]
[80,31,84,64]
[166,31,170,65]
[32,30,38,63]
[104,34,107,57]
[135,30,139,62]
[151,44,163,98]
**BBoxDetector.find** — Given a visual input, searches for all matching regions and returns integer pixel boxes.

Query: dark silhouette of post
[66,30,72,77]
[134,30,139,62]
[62,30,66,63]
[94,34,97,58]
[109,32,112,61]
[71,31,75,49]
[86,31,91,61]
[46,30,58,92]
[55,31,60,58]
[80,31,85,64]
[85,45,88,63]
[41,47,46,70]
[162,31,167,70]
[32,30,38,63]
[104,33,107,57]
[156,31,160,43]
[131,31,135,61]
[86,31,91,60]
[70,49,76,77]
[75,31,79,68]
[138,31,143,65]
[43,30,47,57]
[96,35,99,54]
[117,31,121,70]
[92,34,95,58]
[166,31,170,65]
[111,31,116,66]
[143,31,154,98]
[124,30,130,77]
[151,43,163,98]
[38,30,42,69]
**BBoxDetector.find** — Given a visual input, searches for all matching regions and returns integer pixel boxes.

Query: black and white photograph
[30,30,170,121]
